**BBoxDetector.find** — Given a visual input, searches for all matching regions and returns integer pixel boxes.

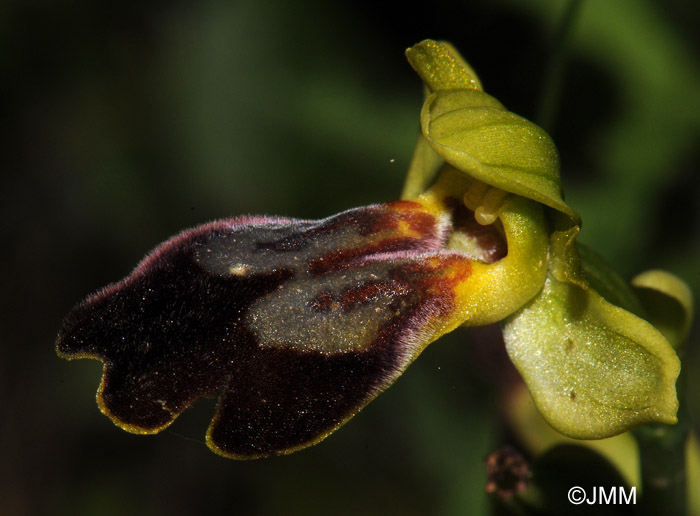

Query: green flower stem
[535,0,586,133]
[633,369,689,516]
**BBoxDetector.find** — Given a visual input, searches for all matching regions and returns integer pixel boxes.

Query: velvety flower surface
[57,170,545,458]
[57,39,685,458]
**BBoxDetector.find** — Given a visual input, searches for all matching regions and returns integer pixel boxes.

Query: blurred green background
[1,0,699,515]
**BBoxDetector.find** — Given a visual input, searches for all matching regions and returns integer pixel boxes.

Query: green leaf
[632,270,694,351]
[502,270,680,439]
[577,242,645,317]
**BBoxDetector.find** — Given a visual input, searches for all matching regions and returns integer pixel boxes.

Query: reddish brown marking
[395,255,472,318]
[440,254,474,285]
[308,237,434,276]
[308,280,409,314]
[403,210,439,237]
[384,200,424,211]
[381,201,438,236]
[355,212,396,235]
[308,292,339,312]
[357,206,435,236]
[339,281,408,310]
[363,254,473,351]
[320,203,437,237]
[316,207,395,236]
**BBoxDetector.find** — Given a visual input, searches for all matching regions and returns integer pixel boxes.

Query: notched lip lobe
[54,197,507,450]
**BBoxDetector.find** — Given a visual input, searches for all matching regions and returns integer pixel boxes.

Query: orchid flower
[57,40,687,459]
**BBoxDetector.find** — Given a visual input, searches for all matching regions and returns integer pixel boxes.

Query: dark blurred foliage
[1,1,699,515]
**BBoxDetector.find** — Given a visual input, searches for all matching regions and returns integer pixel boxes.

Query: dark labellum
[57,199,505,458]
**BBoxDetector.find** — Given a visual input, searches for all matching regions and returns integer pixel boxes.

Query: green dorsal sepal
[405,40,581,225]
